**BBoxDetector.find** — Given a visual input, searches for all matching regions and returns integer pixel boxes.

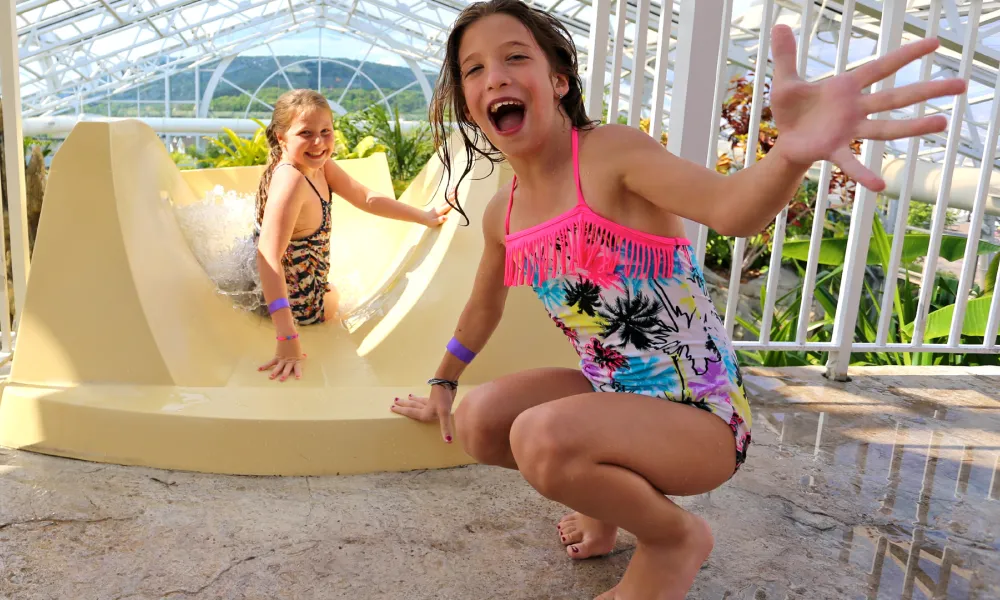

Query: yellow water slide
[0,120,577,475]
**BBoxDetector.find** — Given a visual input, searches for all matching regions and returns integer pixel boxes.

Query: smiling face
[457,13,568,156]
[278,107,335,169]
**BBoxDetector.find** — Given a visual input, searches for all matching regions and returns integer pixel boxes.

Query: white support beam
[667,0,729,243]
[1,0,31,334]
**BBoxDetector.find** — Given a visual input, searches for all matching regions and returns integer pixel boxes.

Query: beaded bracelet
[276,333,299,341]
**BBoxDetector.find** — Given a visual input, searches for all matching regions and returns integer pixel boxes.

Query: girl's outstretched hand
[768,24,967,191]
[391,386,455,443]
[421,201,453,227]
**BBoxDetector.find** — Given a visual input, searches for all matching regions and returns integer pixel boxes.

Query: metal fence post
[826,0,906,380]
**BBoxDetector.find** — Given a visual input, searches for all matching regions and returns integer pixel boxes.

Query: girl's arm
[323,159,450,226]
[430,190,510,383]
[256,169,308,339]
[390,186,511,440]
[608,127,809,238]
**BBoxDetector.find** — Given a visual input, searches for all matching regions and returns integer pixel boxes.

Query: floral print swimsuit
[503,128,752,471]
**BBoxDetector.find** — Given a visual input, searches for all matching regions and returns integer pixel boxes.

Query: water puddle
[746,371,999,599]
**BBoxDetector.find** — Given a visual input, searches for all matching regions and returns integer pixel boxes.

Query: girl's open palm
[768,24,967,191]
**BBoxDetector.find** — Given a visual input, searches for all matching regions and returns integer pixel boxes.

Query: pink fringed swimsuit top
[503,127,692,287]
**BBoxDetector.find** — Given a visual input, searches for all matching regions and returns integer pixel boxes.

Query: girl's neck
[503,113,574,190]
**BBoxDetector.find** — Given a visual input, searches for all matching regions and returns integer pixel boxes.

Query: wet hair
[255,89,333,225]
[429,0,598,225]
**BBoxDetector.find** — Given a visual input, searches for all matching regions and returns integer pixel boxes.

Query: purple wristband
[447,337,476,364]
[268,297,290,314]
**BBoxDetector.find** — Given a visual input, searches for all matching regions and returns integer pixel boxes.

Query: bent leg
[453,368,620,559]
[510,393,739,599]
[322,285,341,324]
[454,367,592,468]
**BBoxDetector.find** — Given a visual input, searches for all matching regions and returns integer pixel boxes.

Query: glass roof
[12,0,1000,166]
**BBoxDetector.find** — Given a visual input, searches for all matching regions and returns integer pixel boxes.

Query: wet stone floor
[1,366,998,599]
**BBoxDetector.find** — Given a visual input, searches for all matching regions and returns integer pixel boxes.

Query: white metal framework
[4,0,1000,374]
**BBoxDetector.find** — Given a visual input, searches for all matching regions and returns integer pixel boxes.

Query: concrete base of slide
[0,120,578,476]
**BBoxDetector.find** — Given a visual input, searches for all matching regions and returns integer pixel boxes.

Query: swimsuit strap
[275,162,329,202]
[571,127,586,207]
[505,175,517,236]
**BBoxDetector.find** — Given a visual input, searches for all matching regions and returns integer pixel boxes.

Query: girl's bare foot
[558,511,619,559]
[594,512,714,600]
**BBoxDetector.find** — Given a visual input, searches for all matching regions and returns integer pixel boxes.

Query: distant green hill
[113,56,439,102]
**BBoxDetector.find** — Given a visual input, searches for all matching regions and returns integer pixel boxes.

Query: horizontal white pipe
[26,116,999,220]
[21,115,427,136]
[807,157,1000,217]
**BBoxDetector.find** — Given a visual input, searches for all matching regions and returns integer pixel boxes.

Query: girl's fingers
[394,395,427,409]
[831,146,884,192]
[851,37,940,89]
[259,357,279,371]
[279,360,296,382]
[856,114,948,141]
[390,403,436,422]
[861,78,967,115]
[435,398,454,443]
[293,361,302,380]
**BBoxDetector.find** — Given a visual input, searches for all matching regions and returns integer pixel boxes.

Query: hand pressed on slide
[767,24,967,191]
[390,385,456,443]
[259,338,306,382]
[421,201,453,227]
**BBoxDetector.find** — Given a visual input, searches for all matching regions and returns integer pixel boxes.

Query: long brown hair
[429,0,597,224]
[255,89,333,225]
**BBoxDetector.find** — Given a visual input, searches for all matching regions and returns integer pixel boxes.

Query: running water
[171,185,367,317]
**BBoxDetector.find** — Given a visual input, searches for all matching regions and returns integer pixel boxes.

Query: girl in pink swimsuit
[391,1,963,597]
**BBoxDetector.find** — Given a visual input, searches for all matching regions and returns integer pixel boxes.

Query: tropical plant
[203,119,270,167]
[343,104,434,196]
[737,217,1000,367]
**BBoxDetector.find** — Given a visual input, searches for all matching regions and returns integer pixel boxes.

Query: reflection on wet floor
[744,368,1000,600]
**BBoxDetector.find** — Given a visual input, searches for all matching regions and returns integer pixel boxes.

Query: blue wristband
[447,337,476,364]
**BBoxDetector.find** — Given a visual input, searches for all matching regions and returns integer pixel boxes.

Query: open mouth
[305,150,327,160]
[488,98,526,134]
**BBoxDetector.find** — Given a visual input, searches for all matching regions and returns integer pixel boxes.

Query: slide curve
[0,120,577,475]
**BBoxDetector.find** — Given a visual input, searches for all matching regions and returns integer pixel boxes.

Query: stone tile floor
[1,366,998,599]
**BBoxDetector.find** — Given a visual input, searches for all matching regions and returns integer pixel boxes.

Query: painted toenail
[571,546,579,553]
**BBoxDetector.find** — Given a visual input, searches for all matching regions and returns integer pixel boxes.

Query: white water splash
[171,185,369,317]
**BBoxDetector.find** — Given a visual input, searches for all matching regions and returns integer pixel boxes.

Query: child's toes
[567,538,609,559]
[561,528,583,545]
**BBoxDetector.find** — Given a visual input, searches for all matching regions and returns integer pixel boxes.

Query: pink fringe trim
[504,213,686,287]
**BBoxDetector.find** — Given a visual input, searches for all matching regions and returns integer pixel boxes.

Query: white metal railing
[583,0,998,379]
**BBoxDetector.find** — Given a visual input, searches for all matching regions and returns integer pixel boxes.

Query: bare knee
[454,387,514,466]
[509,405,581,499]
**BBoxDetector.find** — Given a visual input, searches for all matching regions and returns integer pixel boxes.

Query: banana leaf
[902,294,994,339]
[782,234,1000,266]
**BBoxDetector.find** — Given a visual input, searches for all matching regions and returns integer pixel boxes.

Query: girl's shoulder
[579,122,653,150]
[266,164,310,207]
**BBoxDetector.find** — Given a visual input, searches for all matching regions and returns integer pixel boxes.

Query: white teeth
[489,100,524,114]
